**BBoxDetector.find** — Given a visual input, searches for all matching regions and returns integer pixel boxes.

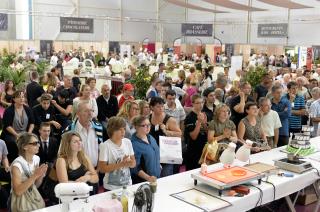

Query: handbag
[10,161,45,212]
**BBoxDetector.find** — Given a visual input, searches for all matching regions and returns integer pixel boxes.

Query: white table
[35,137,320,212]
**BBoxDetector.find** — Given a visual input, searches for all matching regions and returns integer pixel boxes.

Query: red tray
[204,166,259,184]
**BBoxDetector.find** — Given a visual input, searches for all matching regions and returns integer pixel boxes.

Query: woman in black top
[175,70,186,89]
[184,94,208,171]
[1,90,34,163]
[0,80,15,108]
[55,132,98,197]
[149,97,181,177]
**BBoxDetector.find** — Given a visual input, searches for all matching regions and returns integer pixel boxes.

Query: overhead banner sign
[0,13,8,31]
[257,23,288,37]
[60,17,94,33]
[181,23,213,37]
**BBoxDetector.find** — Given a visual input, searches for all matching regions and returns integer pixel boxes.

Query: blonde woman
[73,84,98,119]
[117,100,140,139]
[56,131,98,193]
[139,100,151,118]
[208,104,237,144]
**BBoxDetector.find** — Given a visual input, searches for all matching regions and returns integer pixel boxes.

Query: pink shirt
[184,86,198,107]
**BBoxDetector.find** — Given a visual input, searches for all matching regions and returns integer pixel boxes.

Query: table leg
[219,190,222,196]
[285,196,296,212]
[312,181,320,212]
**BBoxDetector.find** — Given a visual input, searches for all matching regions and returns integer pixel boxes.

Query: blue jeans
[160,164,174,177]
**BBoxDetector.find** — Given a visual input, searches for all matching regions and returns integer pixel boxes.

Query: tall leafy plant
[243,65,267,89]
[128,65,151,100]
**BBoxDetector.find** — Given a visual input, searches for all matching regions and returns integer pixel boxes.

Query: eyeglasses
[139,124,151,128]
[28,141,40,146]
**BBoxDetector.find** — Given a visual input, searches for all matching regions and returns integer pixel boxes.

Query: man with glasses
[259,97,282,148]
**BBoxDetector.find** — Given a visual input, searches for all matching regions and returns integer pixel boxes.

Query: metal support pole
[246,0,252,44]
[287,9,290,46]
[120,0,123,42]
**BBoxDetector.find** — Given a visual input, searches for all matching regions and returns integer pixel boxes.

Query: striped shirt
[282,94,305,130]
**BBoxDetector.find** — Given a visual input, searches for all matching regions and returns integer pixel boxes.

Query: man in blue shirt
[282,81,305,134]
[271,85,291,147]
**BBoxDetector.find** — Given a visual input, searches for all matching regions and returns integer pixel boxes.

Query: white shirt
[310,99,320,136]
[261,110,282,137]
[164,102,186,124]
[172,86,186,99]
[75,122,99,167]
[99,138,134,190]
[11,155,40,182]
[50,55,58,67]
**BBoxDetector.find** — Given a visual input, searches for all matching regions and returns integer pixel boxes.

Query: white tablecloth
[35,137,320,212]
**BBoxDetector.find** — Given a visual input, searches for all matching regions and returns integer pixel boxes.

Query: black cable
[262,180,276,201]
[311,167,320,177]
[249,184,263,207]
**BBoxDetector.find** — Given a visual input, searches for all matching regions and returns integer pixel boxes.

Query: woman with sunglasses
[1,90,35,163]
[11,132,48,211]
[56,131,98,192]
[130,115,160,184]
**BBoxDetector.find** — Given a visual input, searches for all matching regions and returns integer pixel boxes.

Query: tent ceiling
[165,0,227,13]
[203,0,266,11]
[257,0,312,9]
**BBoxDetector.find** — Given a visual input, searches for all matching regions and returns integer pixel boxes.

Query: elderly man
[96,84,119,126]
[64,102,105,168]
[56,75,77,100]
[259,97,282,148]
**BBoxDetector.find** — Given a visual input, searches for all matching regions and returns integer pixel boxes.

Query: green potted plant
[128,65,151,100]
[243,65,267,90]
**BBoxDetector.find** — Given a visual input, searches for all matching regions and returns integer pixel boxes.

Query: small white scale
[274,158,313,174]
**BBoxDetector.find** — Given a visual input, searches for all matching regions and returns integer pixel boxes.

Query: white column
[15,0,29,39]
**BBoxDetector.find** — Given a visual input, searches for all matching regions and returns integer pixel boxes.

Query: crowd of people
[0,48,319,211]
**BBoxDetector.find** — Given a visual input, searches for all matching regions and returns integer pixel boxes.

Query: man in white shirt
[310,88,320,137]
[164,89,186,132]
[50,52,58,67]
[65,102,104,167]
[158,63,166,81]
[259,97,282,148]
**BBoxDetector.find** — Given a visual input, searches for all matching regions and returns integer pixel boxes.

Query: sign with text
[257,23,288,37]
[60,17,94,33]
[0,13,8,31]
[181,23,213,37]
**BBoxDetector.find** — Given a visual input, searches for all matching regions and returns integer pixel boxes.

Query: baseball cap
[123,83,134,91]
